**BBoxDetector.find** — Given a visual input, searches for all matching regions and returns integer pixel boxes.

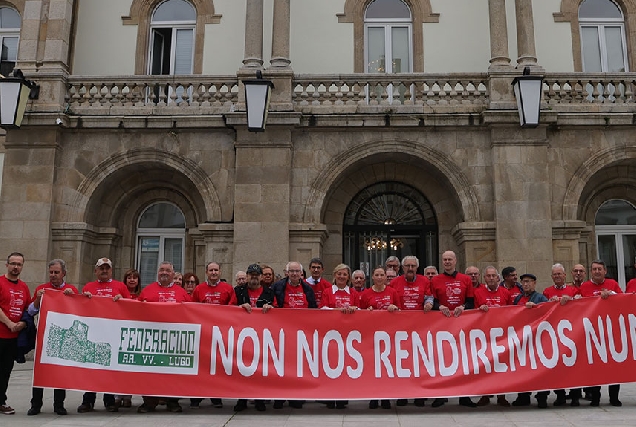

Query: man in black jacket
[233,264,275,412]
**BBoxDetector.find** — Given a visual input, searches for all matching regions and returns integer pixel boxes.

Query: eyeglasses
[403,264,417,269]
[262,273,273,276]
[185,280,197,284]
[288,269,302,273]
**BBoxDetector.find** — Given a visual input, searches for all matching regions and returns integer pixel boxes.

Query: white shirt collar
[332,284,350,294]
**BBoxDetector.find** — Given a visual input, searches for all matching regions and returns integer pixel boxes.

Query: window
[595,199,636,288]
[136,202,186,287]
[149,0,195,75]
[579,0,628,72]
[0,7,20,77]
[364,0,412,73]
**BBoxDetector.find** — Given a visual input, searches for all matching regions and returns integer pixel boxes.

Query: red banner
[34,291,636,399]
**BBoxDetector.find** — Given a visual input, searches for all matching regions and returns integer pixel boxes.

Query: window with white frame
[136,202,186,287]
[579,0,628,72]
[149,0,195,76]
[364,0,412,74]
[0,7,20,77]
[595,199,636,289]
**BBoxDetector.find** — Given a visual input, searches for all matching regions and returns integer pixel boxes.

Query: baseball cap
[246,264,262,275]
[520,273,536,281]
[95,258,113,268]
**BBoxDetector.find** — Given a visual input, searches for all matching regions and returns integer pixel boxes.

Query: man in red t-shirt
[191,261,235,409]
[578,260,623,407]
[137,261,189,413]
[544,264,581,305]
[474,266,510,407]
[0,252,30,415]
[77,258,130,414]
[429,250,475,408]
[569,264,587,289]
[27,259,78,416]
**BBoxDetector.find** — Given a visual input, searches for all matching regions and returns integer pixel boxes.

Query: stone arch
[122,0,222,75]
[337,0,439,72]
[69,148,222,224]
[303,140,479,225]
[554,0,636,71]
[563,145,636,221]
[0,0,24,15]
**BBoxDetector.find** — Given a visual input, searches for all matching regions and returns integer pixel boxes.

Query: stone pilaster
[289,223,328,277]
[242,0,264,69]
[233,128,292,276]
[488,0,511,69]
[0,129,61,287]
[270,0,291,68]
[515,0,538,66]
[491,127,552,284]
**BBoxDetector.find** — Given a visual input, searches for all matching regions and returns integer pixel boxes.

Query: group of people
[0,251,630,416]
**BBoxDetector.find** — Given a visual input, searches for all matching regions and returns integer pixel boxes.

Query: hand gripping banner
[33,291,636,399]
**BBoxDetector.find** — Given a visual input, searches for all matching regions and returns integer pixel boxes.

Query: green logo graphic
[118,328,196,368]
[46,320,111,366]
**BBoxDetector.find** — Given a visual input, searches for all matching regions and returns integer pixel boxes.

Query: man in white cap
[77,257,130,413]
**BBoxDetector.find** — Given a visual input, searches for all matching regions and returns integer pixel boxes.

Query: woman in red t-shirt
[182,273,199,296]
[321,263,359,410]
[359,267,399,409]
[116,268,140,408]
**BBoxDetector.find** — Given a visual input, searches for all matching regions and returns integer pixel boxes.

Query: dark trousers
[31,387,66,408]
[82,391,115,407]
[0,338,17,406]
[587,384,619,402]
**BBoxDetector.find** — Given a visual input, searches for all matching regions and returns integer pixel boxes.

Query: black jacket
[16,311,36,363]
[234,284,276,308]
[270,278,317,308]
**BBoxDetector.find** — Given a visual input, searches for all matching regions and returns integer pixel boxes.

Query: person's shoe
[326,401,335,409]
[431,398,447,408]
[537,399,548,409]
[189,401,200,409]
[137,403,156,413]
[335,401,347,409]
[234,400,248,412]
[554,396,567,406]
[590,399,600,407]
[255,401,266,412]
[106,404,119,412]
[54,406,68,415]
[414,398,426,407]
[570,398,580,407]
[289,401,303,409]
[459,397,477,408]
[497,396,511,407]
[211,398,223,408]
[610,399,622,407]
[27,406,41,416]
[369,400,379,409]
[476,396,491,406]
[396,399,408,406]
[166,403,182,413]
[380,400,391,409]
[77,403,94,413]
[512,396,531,407]
[0,405,15,415]
[273,400,284,409]
[122,398,132,408]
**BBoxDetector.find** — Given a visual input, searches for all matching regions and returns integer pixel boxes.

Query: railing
[543,73,636,104]
[292,73,489,110]
[66,75,240,113]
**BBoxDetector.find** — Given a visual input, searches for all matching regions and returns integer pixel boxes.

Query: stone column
[0,129,61,287]
[515,0,538,66]
[491,128,552,286]
[242,0,264,69]
[270,0,291,68]
[232,129,292,275]
[488,0,511,68]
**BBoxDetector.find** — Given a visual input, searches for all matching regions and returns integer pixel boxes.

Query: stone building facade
[1,0,636,289]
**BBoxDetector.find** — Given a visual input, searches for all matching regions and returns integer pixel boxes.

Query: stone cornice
[451,222,496,245]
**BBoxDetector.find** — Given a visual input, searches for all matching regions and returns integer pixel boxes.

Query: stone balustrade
[543,73,636,105]
[63,73,636,118]
[65,76,240,115]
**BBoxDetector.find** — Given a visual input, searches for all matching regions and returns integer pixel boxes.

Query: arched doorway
[595,199,636,288]
[136,202,186,286]
[343,181,437,280]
